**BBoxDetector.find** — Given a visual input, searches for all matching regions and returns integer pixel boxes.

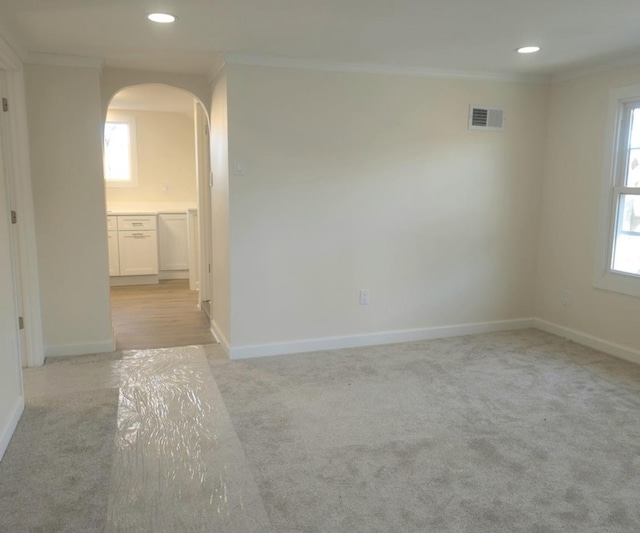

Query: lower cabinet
[158,213,188,271]
[107,214,158,278]
[118,230,158,275]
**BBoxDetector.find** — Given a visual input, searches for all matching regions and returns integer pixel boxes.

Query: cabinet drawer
[107,216,117,231]
[117,215,157,231]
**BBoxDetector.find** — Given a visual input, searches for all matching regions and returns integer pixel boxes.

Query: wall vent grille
[468,106,505,131]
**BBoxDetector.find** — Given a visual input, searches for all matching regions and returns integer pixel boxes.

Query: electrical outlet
[561,290,570,307]
[161,184,169,193]
[359,289,370,305]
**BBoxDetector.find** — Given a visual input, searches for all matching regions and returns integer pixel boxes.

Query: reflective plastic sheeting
[106,346,271,532]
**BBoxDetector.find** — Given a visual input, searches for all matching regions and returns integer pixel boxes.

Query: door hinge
[11,210,17,224]
[18,316,24,330]
[2,98,8,112]
[208,264,211,273]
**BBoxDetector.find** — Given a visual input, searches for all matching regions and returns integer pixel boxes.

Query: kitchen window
[104,115,138,187]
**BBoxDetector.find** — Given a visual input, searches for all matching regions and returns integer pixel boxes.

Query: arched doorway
[103,84,214,350]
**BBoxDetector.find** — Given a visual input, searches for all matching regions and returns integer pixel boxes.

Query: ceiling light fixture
[517,46,541,54]
[147,13,176,23]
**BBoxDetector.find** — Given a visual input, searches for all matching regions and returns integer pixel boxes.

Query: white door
[195,102,213,310]
[0,121,23,453]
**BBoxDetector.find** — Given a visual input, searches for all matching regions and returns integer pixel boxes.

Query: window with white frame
[595,86,640,297]
[103,115,138,187]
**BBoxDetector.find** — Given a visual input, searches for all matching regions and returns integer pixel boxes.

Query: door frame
[0,36,45,367]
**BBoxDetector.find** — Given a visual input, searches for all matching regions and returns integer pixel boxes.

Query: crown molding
[551,54,640,84]
[222,53,550,84]
[26,52,104,69]
[206,53,226,84]
[0,20,27,66]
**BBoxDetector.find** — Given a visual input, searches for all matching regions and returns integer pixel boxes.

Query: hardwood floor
[110,280,216,350]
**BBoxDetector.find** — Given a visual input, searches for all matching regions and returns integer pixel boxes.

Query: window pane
[612,194,640,275]
[626,148,640,187]
[629,108,640,149]
[104,122,131,181]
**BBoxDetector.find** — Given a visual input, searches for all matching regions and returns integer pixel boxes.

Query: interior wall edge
[210,318,230,357]
[228,318,535,360]
[533,318,640,366]
[44,339,116,359]
[0,394,24,461]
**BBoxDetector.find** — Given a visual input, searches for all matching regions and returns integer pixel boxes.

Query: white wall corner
[44,339,116,359]
[0,394,24,461]
[210,319,230,357]
[206,53,226,85]
[533,318,640,366]
[228,318,535,360]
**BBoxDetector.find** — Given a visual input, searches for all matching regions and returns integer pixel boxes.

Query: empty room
[0,1,639,531]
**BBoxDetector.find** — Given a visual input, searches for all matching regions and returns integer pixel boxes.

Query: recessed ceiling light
[147,13,176,23]
[517,46,541,54]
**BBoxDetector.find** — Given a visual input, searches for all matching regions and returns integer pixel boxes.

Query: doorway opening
[104,84,214,350]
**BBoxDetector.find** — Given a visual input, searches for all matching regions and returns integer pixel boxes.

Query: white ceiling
[1,0,640,80]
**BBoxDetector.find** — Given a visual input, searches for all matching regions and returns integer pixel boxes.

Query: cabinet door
[107,230,120,276]
[118,231,158,276]
[158,214,189,271]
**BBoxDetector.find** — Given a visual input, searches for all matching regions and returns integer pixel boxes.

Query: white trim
[223,53,550,84]
[552,54,640,84]
[0,395,24,461]
[210,319,231,357]
[228,318,534,360]
[159,270,189,280]
[109,275,159,286]
[26,52,103,69]
[533,318,640,366]
[45,339,116,358]
[593,83,640,299]
[0,41,45,367]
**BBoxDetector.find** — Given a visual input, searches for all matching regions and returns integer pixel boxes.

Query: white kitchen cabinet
[118,230,158,275]
[107,230,120,276]
[158,213,188,271]
[108,214,159,279]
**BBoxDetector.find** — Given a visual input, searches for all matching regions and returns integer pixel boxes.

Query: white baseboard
[110,275,159,287]
[228,318,535,360]
[0,395,24,461]
[210,319,231,357]
[45,339,116,358]
[159,270,189,281]
[533,318,640,365]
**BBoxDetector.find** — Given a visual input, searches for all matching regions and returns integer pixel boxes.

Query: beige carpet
[208,329,640,533]
[0,388,118,532]
[3,330,640,532]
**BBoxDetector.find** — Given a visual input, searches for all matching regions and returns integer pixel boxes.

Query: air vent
[468,105,505,131]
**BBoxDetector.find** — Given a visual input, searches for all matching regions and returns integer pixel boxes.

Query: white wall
[101,68,211,118]
[209,70,231,346]
[226,64,549,349]
[105,109,197,206]
[536,65,640,353]
[25,64,113,356]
